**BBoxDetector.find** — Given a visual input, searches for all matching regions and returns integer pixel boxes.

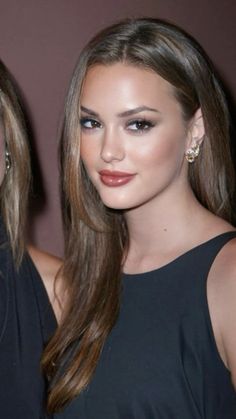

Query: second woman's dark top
[0,222,57,418]
[55,232,236,419]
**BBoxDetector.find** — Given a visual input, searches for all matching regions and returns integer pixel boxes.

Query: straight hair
[42,18,235,411]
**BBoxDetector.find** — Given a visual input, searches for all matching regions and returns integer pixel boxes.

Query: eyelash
[79,117,156,132]
[126,119,155,132]
[80,117,101,130]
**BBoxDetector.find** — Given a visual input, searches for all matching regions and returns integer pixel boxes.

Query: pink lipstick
[99,170,135,187]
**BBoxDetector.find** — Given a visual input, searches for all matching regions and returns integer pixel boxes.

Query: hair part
[42,17,235,412]
[0,60,31,265]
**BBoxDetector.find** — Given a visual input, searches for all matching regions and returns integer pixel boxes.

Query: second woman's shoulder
[27,245,63,322]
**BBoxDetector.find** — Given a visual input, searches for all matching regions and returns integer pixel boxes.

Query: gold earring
[5,149,11,173]
[185,144,200,163]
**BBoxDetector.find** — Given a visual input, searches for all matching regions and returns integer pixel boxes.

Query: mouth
[98,170,136,187]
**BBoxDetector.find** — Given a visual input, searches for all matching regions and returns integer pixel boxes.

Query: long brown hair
[43,18,235,411]
[0,60,31,264]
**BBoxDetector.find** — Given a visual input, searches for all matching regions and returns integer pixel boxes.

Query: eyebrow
[80,105,160,118]
[117,106,160,117]
[80,106,99,117]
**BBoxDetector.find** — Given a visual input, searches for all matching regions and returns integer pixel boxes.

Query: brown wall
[0,0,235,256]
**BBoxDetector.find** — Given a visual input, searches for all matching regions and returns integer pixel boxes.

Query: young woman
[44,18,236,418]
[0,59,61,418]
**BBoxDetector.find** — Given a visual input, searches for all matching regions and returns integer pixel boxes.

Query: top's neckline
[123,230,236,279]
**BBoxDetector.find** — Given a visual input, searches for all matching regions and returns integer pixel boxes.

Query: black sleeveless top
[0,221,57,418]
[55,232,236,419]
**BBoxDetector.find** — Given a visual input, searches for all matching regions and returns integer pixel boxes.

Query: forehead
[80,63,176,110]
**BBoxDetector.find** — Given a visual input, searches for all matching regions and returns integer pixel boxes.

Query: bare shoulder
[208,235,236,288]
[27,245,63,322]
[207,235,236,388]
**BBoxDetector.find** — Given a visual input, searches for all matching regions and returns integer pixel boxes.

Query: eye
[126,119,155,132]
[80,117,102,130]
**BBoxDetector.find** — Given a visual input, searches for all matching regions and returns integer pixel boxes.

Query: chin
[103,201,128,211]
[97,190,127,208]
[102,197,139,211]
[99,197,129,211]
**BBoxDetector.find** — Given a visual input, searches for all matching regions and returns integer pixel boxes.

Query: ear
[187,108,205,148]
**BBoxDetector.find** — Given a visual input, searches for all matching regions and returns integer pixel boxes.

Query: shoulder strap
[201,231,236,275]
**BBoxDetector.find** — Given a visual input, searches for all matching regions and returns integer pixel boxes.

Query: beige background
[0,0,235,256]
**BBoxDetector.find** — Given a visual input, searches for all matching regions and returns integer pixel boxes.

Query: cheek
[133,131,185,172]
[80,140,97,173]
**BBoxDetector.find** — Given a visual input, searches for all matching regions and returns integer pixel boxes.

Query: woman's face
[80,63,193,211]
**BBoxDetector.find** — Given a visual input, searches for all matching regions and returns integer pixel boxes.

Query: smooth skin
[80,63,236,388]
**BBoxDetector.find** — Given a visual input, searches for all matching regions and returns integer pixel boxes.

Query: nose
[100,127,125,163]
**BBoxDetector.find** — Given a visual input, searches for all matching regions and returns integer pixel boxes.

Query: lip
[99,170,135,187]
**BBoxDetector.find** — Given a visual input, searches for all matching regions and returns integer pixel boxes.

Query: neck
[123,184,215,273]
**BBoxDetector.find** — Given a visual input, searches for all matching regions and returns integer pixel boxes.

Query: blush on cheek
[141,136,176,166]
[160,129,186,159]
